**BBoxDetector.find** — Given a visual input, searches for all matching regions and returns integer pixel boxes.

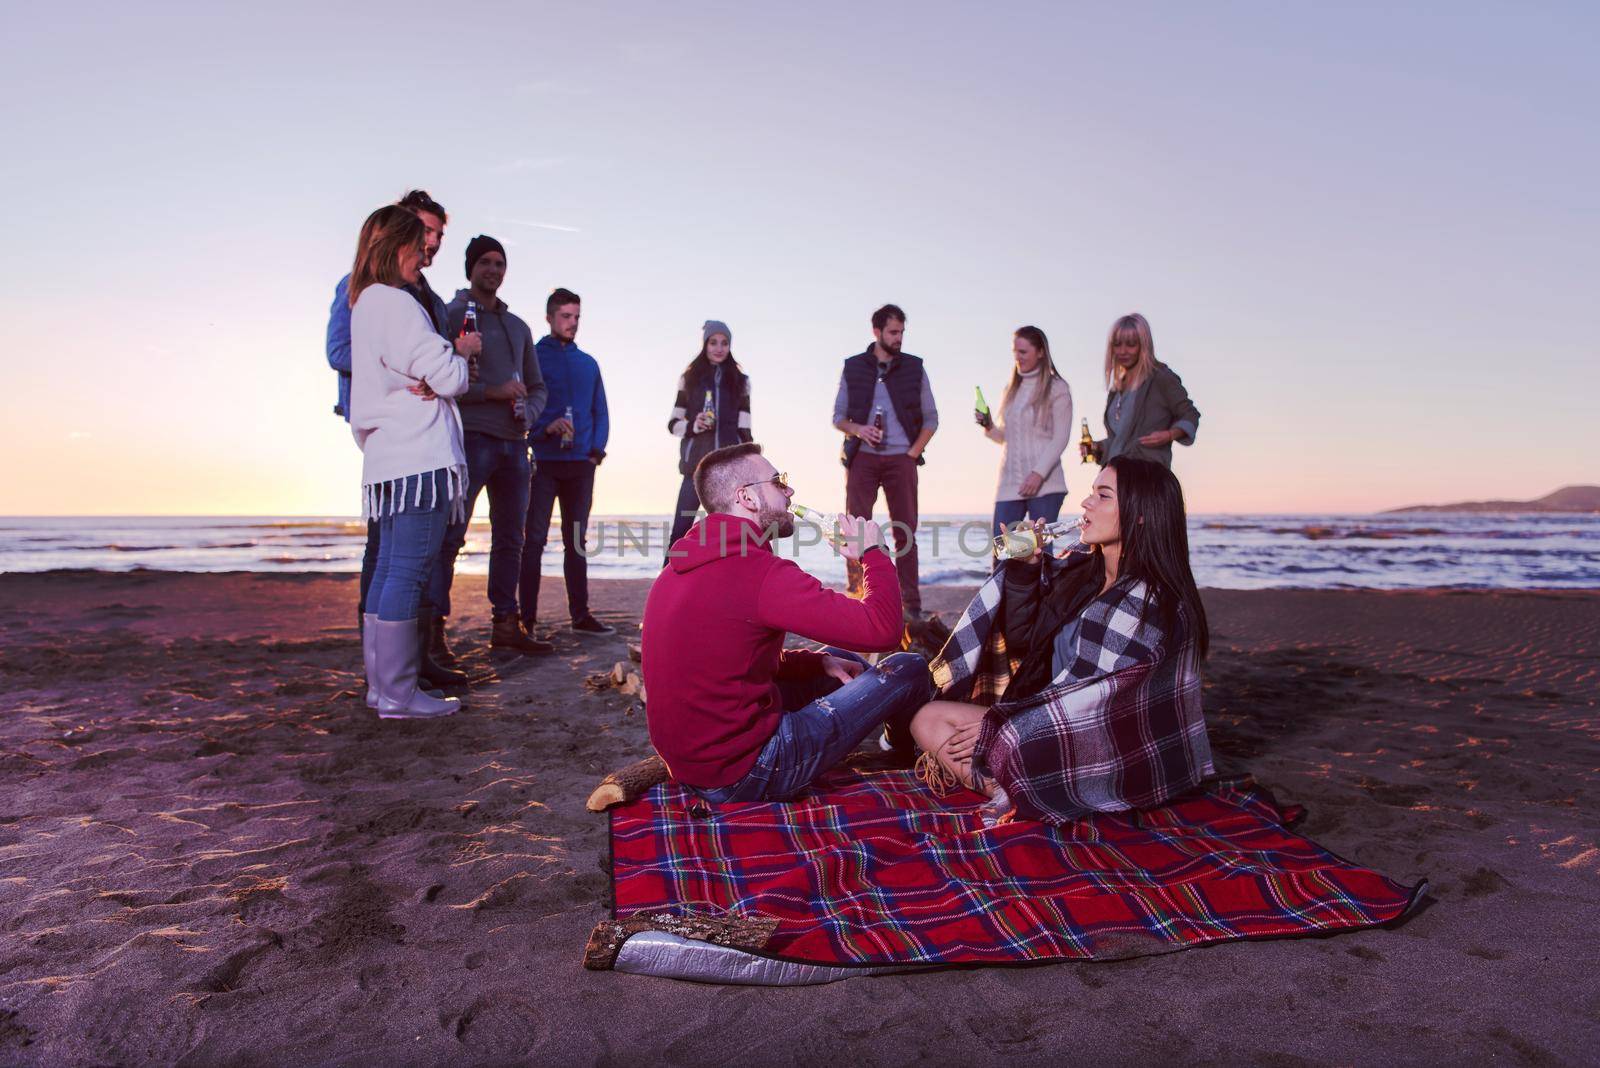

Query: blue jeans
[694,649,933,803]
[431,432,533,618]
[358,519,380,615]
[359,521,445,617]
[521,459,596,625]
[369,469,452,622]
[992,493,1067,540]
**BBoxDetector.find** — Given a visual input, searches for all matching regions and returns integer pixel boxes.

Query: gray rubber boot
[363,613,380,709]
[374,619,461,720]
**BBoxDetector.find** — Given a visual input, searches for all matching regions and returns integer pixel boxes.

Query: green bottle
[974,386,989,416]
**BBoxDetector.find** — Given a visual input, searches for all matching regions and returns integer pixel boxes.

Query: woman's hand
[945,721,981,763]
[820,654,865,685]
[692,411,714,434]
[1138,428,1178,447]
[453,333,482,359]
[407,381,438,400]
[974,408,993,430]
[1021,516,1048,566]
[1018,471,1044,498]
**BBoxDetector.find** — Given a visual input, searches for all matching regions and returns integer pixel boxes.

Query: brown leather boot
[424,610,460,667]
[492,612,554,655]
[417,609,468,687]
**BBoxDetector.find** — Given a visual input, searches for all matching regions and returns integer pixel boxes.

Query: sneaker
[570,614,615,636]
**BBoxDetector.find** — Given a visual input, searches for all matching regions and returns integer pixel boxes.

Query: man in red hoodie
[642,443,932,802]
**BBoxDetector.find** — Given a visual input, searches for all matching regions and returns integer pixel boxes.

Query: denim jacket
[325,272,449,420]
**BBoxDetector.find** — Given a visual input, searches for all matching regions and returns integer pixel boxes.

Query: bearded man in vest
[831,303,939,621]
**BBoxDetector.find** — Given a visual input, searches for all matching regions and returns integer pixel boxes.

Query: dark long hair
[683,342,746,395]
[1105,455,1208,657]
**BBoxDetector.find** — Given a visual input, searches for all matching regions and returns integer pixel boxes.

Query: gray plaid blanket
[929,552,1212,824]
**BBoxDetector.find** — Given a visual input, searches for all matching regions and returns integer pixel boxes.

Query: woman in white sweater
[348,205,476,719]
[976,326,1075,541]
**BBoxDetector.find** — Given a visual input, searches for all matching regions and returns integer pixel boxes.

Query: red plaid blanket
[609,769,1422,967]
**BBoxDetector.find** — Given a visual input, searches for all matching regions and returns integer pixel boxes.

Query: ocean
[2,513,1597,590]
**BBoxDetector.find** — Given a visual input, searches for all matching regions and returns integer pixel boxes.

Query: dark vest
[839,349,926,467]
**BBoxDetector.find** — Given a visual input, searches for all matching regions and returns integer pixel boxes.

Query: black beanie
[464,235,506,279]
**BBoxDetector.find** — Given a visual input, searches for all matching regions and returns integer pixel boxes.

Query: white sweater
[349,284,470,518]
[984,368,1075,501]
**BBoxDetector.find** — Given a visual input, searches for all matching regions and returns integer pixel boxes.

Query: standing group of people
[325,191,615,719]
[324,187,1205,734]
[822,304,1201,620]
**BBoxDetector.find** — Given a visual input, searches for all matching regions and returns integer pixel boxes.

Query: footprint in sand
[452,996,548,1056]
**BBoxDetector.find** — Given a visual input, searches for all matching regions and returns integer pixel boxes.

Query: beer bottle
[871,406,886,450]
[790,503,849,548]
[561,405,575,450]
[701,389,716,428]
[993,517,1085,561]
[510,368,526,427]
[460,301,480,378]
[1079,418,1096,464]
[974,386,992,429]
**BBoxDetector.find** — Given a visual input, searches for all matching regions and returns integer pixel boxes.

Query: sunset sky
[2,2,1595,517]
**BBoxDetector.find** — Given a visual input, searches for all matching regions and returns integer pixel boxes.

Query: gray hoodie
[445,291,549,442]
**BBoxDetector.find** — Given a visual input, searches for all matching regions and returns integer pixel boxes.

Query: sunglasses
[737,472,790,493]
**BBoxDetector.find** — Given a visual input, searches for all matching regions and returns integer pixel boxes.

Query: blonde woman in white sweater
[976,326,1075,542]
[349,205,476,719]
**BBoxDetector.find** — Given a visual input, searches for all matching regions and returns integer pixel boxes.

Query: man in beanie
[324,190,469,696]
[431,236,553,656]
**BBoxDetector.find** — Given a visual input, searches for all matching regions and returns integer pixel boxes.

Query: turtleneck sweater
[983,366,1075,501]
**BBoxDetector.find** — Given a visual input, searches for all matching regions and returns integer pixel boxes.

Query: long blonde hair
[348,205,425,307]
[1102,312,1157,392]
[1001,325,1064,433]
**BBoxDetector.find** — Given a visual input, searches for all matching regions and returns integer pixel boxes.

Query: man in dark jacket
[832,303,938,620]
[431,235,552,656]
[642,443,932,801]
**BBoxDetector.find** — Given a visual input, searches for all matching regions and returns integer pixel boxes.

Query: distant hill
[1383,485,1600,514]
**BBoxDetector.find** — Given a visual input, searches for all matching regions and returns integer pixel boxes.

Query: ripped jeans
[692,649,933,803]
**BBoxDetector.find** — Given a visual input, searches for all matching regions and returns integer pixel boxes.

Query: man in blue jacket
[324,189,468,690]
[522,287,613,635]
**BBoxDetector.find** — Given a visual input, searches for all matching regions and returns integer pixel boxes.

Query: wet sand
[0,572,1596,1065]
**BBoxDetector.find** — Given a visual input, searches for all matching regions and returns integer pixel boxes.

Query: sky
[1,1,1595,516]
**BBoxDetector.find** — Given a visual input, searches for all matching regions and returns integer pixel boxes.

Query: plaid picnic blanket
[609,768,1423,968]
[930,558,1213,823]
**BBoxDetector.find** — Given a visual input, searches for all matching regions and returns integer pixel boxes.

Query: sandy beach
[0,571,1596,1065]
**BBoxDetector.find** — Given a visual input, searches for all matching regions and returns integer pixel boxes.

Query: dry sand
[0,572,1596,1066]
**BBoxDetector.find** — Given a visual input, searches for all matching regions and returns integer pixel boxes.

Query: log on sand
[585,754,671,812]
[583,912,780,970]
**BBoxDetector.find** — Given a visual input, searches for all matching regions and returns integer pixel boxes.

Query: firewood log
[585,753,670,812]
[583,912,779,970]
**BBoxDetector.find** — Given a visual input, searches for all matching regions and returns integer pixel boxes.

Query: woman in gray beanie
[663,320,753,561]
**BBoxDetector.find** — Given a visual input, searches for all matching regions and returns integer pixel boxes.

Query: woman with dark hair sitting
[663,320,752,562]
[911,455,1214,823]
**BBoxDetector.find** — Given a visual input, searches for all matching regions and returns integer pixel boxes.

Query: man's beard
[756,507,795,539]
